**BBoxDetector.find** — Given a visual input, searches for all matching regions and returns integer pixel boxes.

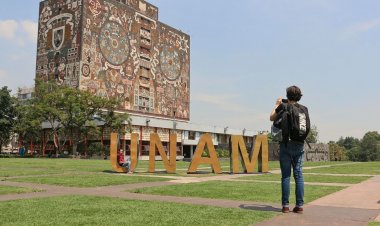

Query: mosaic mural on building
[36,0,83,88]
[36,0,191,121]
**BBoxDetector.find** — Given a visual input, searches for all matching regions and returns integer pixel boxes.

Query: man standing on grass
[270,85,310,214]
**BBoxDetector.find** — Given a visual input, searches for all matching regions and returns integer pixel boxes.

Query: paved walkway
[255,175,380,226]
[1,163,380,225]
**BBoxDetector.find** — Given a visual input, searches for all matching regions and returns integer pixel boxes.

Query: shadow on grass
[187,171,231,175]
[239,204,281,212]
[102,170,267,176]
[102,170,180,175]
[102,170,119,174]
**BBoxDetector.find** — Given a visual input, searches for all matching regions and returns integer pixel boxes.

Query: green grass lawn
[1,158,357,177]
[1,158,376,225]
[304,162,380,175]
[0,185,41,195]
[8,173,171,187]
[237,173,372,184]
[0,196,277,226]
[303,161,352,167]
[368,222,380,226]
[132,180,343,204]
[0,158,110,177]
[0,158,233,176]
[0,158,276,177]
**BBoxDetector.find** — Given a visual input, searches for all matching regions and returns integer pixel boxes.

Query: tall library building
[36,0,256,159]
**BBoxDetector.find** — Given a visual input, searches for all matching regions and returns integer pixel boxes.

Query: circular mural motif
[99,21,129,66]
[160,45,181,81]
[82,64,90,77]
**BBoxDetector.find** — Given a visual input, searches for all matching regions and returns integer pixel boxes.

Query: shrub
[88,142,104,156]
[216,149,230,158]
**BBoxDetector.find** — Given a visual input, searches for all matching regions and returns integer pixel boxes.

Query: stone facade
[268,143,329,162]
[36,0,190,121]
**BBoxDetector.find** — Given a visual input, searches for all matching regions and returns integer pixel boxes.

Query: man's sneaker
[293,206,303,214]
[282,207,290,213]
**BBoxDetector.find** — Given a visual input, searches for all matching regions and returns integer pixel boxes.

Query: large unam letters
[231,135,269,173]
[111,133,269,174]
[148,133,177,173]
[110,133,127,173]
[187,134,222,174]
[129,133,139,172]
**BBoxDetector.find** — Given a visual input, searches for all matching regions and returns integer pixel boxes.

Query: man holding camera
[270,85,310,214]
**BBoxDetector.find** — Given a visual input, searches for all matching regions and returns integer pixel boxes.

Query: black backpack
[273,103,310,144]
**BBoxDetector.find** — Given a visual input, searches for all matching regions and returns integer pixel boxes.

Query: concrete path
[255,176,380,226]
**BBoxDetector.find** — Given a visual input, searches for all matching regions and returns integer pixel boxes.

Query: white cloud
[0,20,38,44]
[21,20,38,42]
[344,17,380,34]
[0,20,18,39]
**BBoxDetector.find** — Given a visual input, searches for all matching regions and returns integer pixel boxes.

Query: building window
[140,46,151,54]
[140,37,151,46]
[140,66,150,78]
[189,131,195,140]
[184,131,189,140]
[141,17,152,25]
[140,55,151,62]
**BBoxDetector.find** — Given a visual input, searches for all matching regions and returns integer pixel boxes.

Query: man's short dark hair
[286,85,302,101]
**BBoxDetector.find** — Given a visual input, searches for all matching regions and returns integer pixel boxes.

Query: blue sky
[0,0,379,142]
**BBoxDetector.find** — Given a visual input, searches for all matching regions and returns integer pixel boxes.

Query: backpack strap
[281,103,290,145]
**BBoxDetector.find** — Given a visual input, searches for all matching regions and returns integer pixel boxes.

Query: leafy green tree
[33,80,66,155]
[33,79,131,156]
[306,125,318,143]
[96,99,131,157]
[337,132,380,162]
[57,87,107,155]
[346,146,361,162]
[13,88,45,155]
[337,136,360,150]
[359,131,380,161]
[335,136,361,161]
[0,86,16,153]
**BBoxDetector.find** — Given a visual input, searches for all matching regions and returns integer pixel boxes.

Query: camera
[282,99,288,103]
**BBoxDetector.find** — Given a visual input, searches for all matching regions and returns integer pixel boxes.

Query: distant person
[18,146,25,157]
[118,150,125,166]
[270,85,310,214]
[118,150,130,172]
[122,156,131,173]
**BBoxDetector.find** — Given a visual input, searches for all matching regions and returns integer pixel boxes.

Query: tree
[13,95,43,155]
[0,86,16,153]
[99,101,131,133]
[346,146,361,162]
[96,98,131,157]
[335,136,361,161]
[360,131,380,161]
[337,133,380,162]
[306,125,319,143]
[33,79,131,156]
[328,142,347,161]
[33,80,66,156]
[337,136,360,150]
[58,87,105,155]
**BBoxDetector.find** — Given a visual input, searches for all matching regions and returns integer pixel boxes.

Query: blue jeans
[280,141,304,207]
